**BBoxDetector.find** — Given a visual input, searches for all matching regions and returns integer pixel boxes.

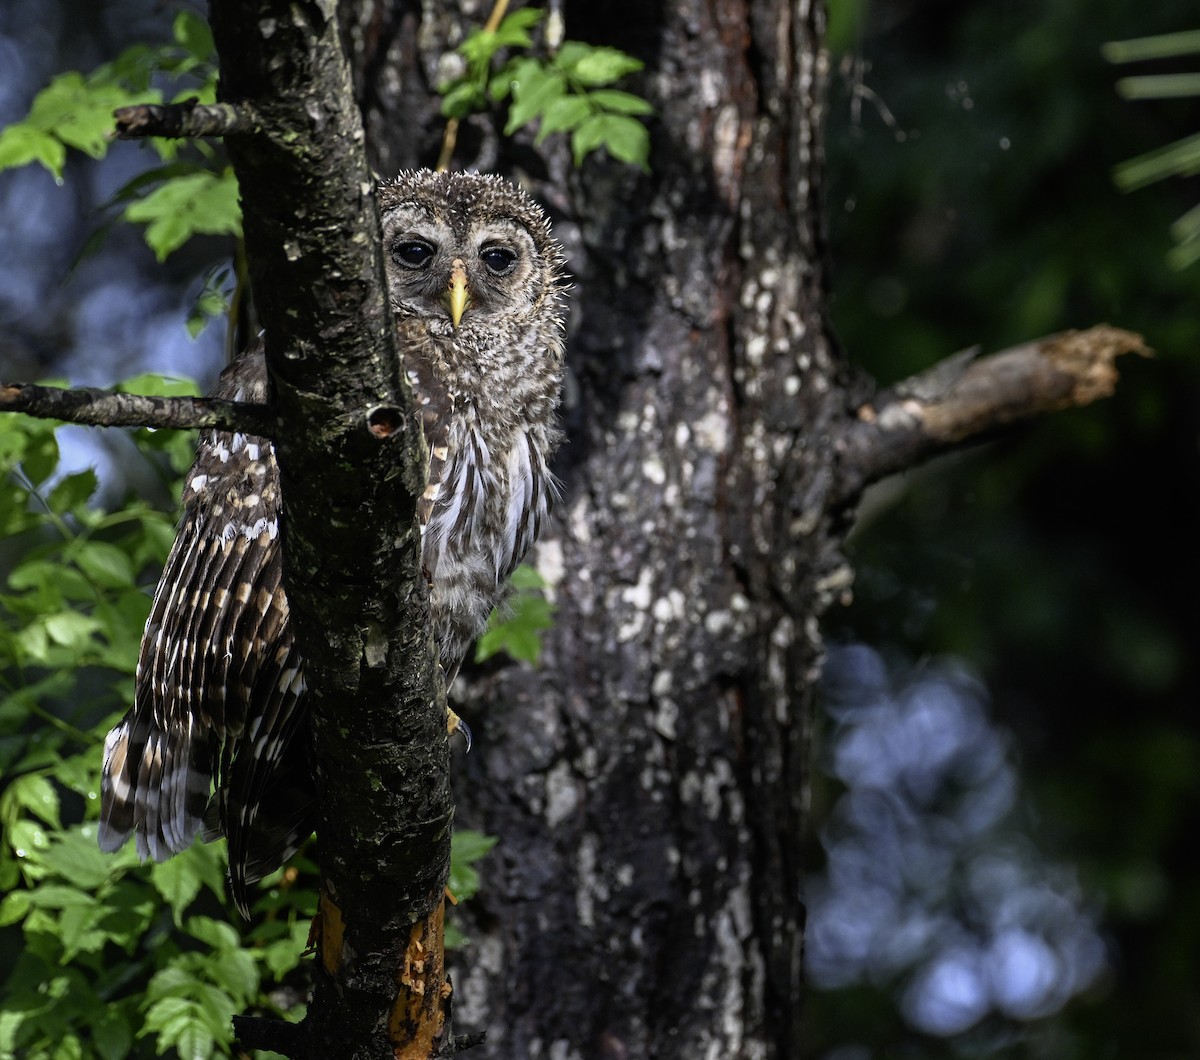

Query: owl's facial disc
[383,201,543,332]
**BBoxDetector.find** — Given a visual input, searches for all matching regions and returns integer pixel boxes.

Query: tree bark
[207,0,454,1054]
[353,2,841,1056]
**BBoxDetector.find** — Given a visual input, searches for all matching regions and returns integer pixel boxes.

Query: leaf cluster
[0,398,507,1056]
[0,11,241,263]
[0,400,312,1059]
[475,564,555,666]
[439,7,653,169]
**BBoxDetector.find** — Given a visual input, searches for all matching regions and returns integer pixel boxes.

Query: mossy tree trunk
[349,2,842,1055]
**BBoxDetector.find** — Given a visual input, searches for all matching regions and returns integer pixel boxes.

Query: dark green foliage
[439,7,653,169]
[816,0,1200,1057]
[0,11,240,264]
[0,393,307,1058]
[0,401,517,1056]
[444,830,499,949]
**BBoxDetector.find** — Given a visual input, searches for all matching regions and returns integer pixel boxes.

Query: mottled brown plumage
[98,171,567,913]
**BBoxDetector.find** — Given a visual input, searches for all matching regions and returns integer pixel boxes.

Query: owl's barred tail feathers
[97,717,211,862]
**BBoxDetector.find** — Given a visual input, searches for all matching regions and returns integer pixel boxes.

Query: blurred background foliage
[812,0,1200,1057]
[1,0,1199,1057]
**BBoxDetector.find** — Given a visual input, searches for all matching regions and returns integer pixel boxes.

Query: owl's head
[378,171,566,341]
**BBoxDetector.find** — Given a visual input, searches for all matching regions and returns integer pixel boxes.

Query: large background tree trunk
[347,2,843,1055]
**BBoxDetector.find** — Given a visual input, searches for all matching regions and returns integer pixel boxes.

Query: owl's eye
[393,240,435,269]
[480,245,518,276]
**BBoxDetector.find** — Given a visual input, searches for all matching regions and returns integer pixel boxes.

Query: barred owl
[98,171,567,914]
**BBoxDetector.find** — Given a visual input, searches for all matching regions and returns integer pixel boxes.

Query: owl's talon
[448,709,473,753]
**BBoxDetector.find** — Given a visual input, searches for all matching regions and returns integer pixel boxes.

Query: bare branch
[0,381,273,435]
[833,325,1151,502]
[114,99,259,139]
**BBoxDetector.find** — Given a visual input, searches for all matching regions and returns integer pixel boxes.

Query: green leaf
[36,828,115,889]
[534,95,593,143]
[587,88,655,116]
[0,889,32,926]
[3,773,62,829]
[445,919,468,949]
[496,7,544,35]
[8,818,51,859]
[490,56,538,104]
[12,621,51,667]
[440,79,487,120]
[492,7,542,48]
[50,1034,83,1060]
[169,1021,217,1060]
[7,560,88,601]
[107,43,158,93]
[201,944,259,1001]
[44,610,102,650]
[71,540,135,589]
[1168,202,1200,269]
[185,914,241,951]
[144,993,223,1060]
[458,9,541,66]
[18,428,60,485]
[509,564,548,590]
[452,829,498,864]
[92,1009,134,1060]
[48,468,99,514]
[150,856,204,925]
[557,44,643,86]
[173,11,215,61]
[506,67,567,135]
[52,752,97,799]
[551,42,594,72]
[0,123,66,176]
[572,112,651,169]
[186,276,231,340]
[115,372,202,398]
[476,584,555,665]
[58,899,107,960]
[143,994,194,1032]
[181,835,229,899]
[449,830,497,902]
[255,918,310,979]
[26,71,158,163]
[95,878,157,949]
[24,884,95,909]
[124,167,242,260]
[459,31,505,67]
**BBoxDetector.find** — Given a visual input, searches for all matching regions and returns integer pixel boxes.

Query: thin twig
[0,382,274,436]
[434,0,512,172]
[435,118,460,173]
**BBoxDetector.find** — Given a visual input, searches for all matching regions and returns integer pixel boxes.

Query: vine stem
[434,0,512,172]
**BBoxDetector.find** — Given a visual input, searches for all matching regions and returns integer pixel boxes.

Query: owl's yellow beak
[443,260,472,329]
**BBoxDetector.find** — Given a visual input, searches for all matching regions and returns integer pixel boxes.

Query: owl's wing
[98,350,311,915]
